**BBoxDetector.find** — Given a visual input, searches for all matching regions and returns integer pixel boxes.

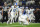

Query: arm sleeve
[9,8,12,12]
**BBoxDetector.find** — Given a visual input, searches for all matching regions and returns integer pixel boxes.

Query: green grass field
[0,22,40,27]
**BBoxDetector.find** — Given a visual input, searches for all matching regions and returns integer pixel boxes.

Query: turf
[0,22,40,27]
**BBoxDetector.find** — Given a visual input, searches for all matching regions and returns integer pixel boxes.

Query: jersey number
[13,9,16,12]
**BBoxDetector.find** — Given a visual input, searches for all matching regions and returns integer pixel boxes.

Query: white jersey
[11,5,14,9]
[19,8,22,16]
[9,8,18,16]
[30,9,35,14]
[29,9,35,20]
[26,9,30,15]
[11,8,18,15]
[7,6,19,24]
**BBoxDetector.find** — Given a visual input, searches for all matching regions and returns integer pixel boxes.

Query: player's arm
[27,17,29,23]
[2,8,3,16]
[33,9,38,13]
[8,11,10,15]
[8,8,12,14]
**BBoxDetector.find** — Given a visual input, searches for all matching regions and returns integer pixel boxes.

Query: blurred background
[0,0,40,8]
[0,0,40,23]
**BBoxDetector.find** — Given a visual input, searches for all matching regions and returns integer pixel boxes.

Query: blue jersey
[23,10,26,15]
[13,9,16,12]
[23,10,29,18]
[13,8,18,12]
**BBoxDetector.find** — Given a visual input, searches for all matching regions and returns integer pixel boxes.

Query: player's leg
[7,13,11,24]
[18,16,22,24]
[23,20,29,25]
[10,16,13,24]
[29,14,31,23]
[23,16,29,25]
[13,17,14,23]
[7,15,11,24]
[23,18,29,25]
[7,18,10,24]
[27,17,29,25]
[19,20,22,24]
[15,13,18,22]
[15,15,17,22]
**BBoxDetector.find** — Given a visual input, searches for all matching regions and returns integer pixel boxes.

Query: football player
[18,7,29,25]
[7,4,18,24]
[29,7,35,22]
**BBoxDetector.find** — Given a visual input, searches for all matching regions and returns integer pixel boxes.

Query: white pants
[19,14,29,24]
[29,14,35,22]
[0,13,2,20]
[15,13,18,22]
[7,13,15,24]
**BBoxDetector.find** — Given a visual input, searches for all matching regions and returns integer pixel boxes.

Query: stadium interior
[0,0,40,27]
